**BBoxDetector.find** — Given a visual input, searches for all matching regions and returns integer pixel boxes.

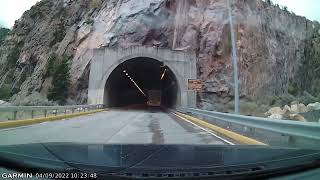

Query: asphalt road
[0,109,227,145]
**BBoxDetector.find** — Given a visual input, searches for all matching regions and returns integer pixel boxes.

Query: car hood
[0,143,320,175]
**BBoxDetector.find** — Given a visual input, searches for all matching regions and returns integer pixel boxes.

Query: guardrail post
[64,109,67,114]
[227,122,232,129]
[31,110,34,119]
[72,108,75,114]
[55,109,58,116]
[13,111,17,120]
[44,110,47,117]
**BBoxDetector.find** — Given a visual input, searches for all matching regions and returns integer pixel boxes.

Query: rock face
[0,0,319,107]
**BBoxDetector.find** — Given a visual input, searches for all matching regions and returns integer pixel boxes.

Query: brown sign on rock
[188,79,202,91]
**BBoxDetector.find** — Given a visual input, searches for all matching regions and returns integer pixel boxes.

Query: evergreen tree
[47,56,71,104]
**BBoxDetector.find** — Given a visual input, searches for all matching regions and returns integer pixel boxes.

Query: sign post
[227,0,240,114]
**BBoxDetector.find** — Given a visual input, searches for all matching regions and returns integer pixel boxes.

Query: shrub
[269,94,295,106]
[0,85,13,101]
[49,26,66,47]
[85,18,94,25]
[288,81,299,95]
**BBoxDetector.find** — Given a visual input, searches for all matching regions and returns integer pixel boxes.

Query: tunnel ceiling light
[132,80,146,97]
[161,69,167,80]
[123,73,147,97]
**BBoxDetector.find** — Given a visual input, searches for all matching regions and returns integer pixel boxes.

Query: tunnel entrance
[104,57,179,108]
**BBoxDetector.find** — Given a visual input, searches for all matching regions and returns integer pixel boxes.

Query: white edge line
[172,113,235,145]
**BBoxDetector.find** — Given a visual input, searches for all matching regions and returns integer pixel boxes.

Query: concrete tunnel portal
[88,47,197,108]
[104,57,179,108]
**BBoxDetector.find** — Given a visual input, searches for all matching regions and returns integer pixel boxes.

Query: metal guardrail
[0,104,104,120]
[176,107,320,148]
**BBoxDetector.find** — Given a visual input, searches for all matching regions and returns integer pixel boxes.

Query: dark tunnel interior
[104,57,179,108]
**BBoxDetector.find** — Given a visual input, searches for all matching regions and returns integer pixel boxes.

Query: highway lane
[0,109,228,145]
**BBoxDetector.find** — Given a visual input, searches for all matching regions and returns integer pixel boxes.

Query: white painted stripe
[172,113,235,145]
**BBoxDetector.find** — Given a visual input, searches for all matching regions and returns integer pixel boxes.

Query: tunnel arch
[88,47,197,107]
[103,57,181,108]
[100,53,184,91]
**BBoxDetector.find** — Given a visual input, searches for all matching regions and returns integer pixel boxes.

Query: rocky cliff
[0,0,319,109]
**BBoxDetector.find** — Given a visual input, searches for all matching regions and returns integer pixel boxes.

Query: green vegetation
[269,94,295,106]
[0,28,10,45]
[269,91,320,107]
[49,25,66,47]
[47,54,71,104]
[283,6,288,12]
[46,53,58,76]
[0,84,13,101]
[226,99,270,116]
[85,17,94,25]
[266,0,272,5]
[288,79,300,95]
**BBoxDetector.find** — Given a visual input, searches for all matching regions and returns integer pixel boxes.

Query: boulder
[265,107,284,116]
[290,104,299,113]
[288,114,306,122]
[268,114,283,119]
[307,102,320,111]
[297,103,309,113]
[283,105,291,113]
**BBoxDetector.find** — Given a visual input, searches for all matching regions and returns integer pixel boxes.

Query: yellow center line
[174,111,266,145]
[0,109,107,129]
[173,113,235,145]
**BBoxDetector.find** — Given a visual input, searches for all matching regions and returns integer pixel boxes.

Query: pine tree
[47,56,70,104]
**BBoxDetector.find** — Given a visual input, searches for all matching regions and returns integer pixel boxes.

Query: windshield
[0,0,320,178]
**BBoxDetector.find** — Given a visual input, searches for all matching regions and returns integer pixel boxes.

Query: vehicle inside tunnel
[104,57,179,108]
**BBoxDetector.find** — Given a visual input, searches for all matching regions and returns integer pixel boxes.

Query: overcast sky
[0,0,319,28]
[272,0,320,22]
[0,0,39,28]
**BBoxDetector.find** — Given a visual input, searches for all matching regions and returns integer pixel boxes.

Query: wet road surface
[0,109,227,145]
